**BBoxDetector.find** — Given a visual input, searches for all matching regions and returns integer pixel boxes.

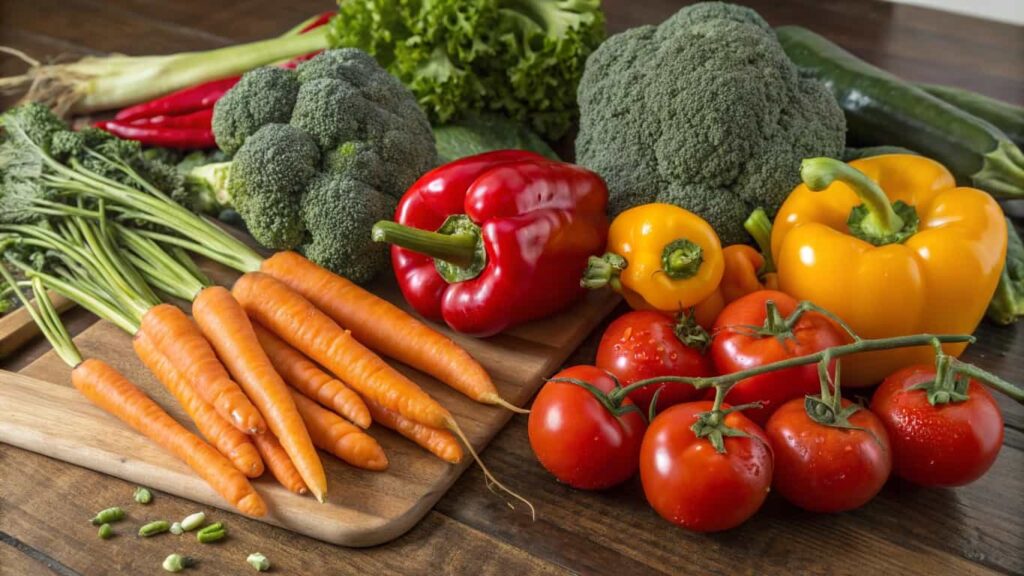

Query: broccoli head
[228,124,321,249]
[575,2,846,244]
[212,67,300,156]
[201,48,436,283]
[299,173,395,284]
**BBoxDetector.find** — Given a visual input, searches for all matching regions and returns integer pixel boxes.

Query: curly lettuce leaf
[329,0,604,139]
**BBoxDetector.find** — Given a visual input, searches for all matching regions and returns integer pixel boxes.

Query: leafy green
[328,0,605,140]
[433,113,559,163]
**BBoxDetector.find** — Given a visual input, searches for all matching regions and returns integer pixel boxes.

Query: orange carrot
[289,389,388,471]
[260,252,519,411]
[71,358,266,517]
[133,332,264,478]
[192,285,327,503]
[366,399,463,464]
[232,272,452,430]
[140,303,265,434]
[251,432,308,495]
[252,323,371,429]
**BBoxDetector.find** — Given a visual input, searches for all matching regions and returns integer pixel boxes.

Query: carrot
[290,389,388,471]
[251,432,308,495]
[192,285,327,503]
[232,272,452,430]
[366,399,463,464]
[260,252,522,412]
[252,323,371,429]
[71,358,266,517]
[133,332,264,478]
[139,303,265,434]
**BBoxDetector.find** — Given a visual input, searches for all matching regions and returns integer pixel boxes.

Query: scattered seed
[139,520,171,537]
[180,512,205,532]
[246,552,270,572]
[162,554,194,573]
[133,486,153,505]
[97,523,113,539]
[90,507,125,525]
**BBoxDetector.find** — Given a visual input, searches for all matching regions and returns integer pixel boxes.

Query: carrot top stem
[0,264,82,366]
[115,223,208,300]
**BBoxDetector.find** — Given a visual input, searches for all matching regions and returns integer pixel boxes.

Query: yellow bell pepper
[772,155,1007,387]
[582,203,724,312]
[690,208,779,326]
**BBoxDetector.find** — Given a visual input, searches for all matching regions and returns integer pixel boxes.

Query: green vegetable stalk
[987,219,1024,325]
[777,25,1024,199]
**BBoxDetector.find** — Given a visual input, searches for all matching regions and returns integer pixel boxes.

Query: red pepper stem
[371,220,478,268]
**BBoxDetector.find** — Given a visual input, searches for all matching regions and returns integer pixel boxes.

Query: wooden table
[1,1,1022,574]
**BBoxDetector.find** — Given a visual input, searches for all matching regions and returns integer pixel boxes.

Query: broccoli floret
[212,67,300,156]
[0,103,66,152]
[203,48,436,282]
[299,173,395,284]
[575,2,846,244]
[228,124,320,249]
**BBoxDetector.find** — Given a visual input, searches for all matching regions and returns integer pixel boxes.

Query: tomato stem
[623,332,976,396]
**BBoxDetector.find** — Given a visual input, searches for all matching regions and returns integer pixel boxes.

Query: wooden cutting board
[0,272,618,547]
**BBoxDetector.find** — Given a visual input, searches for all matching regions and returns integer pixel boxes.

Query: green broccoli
[575,2,846,244]
[301,174,395,284]
[194,48,437,283]
[212,66,300,156]
[228,124,321,249]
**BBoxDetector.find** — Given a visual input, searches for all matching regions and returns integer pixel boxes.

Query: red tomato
[528,365,647,490]
[765,397,891,512]
[596,311,714,414]
[639,401,773,532]
[871,365,1003,487]
[710,290,846,427]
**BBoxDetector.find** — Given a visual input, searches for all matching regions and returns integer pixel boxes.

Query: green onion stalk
[0,14,330,116]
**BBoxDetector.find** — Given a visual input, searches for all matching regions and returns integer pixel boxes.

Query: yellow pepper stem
[661,239,703,279]
[801,157,919,246]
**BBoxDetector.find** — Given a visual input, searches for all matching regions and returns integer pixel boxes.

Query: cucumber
[776,25,1024,199]
[917,83,1024,150]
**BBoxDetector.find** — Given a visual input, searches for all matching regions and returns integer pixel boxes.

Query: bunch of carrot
[2,197,525,516]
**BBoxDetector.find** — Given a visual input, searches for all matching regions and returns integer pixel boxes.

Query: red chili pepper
[372,150,609,336]
[123,108,214,129]
[113,11,335,123]
[298,11,335,33]
[113,77,240,122]
[95,121,215,149]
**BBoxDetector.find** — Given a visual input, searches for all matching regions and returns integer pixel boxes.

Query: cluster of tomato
[527,290,1005,532]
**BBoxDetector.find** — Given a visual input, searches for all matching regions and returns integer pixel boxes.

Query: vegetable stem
[801,157,904,237]
[744,207,775,274]
[371,220,478,268]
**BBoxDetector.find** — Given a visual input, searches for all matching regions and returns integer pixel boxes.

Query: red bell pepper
[371,150,609,337]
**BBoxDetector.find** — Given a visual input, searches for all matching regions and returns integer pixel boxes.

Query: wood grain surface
[0,278,619,547]
[1,0,1022,574]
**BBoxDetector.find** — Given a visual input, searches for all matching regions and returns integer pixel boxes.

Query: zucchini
[776,26,1024,199]
[842,145,918,162]
[917,83,1024,150]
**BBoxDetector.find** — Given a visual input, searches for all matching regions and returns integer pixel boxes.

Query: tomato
[639,401,773,532]
[765,397,891,513]
[871,365,1004,487]
[710,290,846,427]
[528,365,647,490]
[596,311,714,414]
